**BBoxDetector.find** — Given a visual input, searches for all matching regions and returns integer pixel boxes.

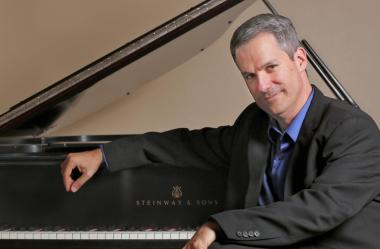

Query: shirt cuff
[99,144,110,169]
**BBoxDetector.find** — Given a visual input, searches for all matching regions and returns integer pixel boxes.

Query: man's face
[235,33,309,125]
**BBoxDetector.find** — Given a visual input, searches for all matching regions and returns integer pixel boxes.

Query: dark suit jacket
[103,87,380,249]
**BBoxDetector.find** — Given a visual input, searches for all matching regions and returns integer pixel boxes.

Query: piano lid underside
[0,0,256,137]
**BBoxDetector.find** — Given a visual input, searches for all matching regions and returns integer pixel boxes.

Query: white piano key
[137,232,146,240]
[170,232,179,240]
[73,233,81,240]
[89,232,97,240]
[114,232,121,240]
[162,232,171,239]
[1,232,10,239]
[41,232,49,240]
[187,231,196,239]
[48,233,57,240]
[105,232,114,240]
[25,232,33,239]
[9,232,17,240]
[97,232,106,240]
[33,232,41,240]
[146,232,154,240]
[64,232,73,240]
[80,232,89,240]
[129,232,138,240]
[57,232,65,240]
[179,232,187,240]
[154,232,163,240]
[121,232,130,240]
[17,232,25,240]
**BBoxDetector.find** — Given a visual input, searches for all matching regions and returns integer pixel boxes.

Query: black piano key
[40,225,54,231]
[0,224,11,230]
[14,226,27,231]
[104,225,120,231]
[25,226,35,231]
[69,225,83,231]
[51,225,63,231]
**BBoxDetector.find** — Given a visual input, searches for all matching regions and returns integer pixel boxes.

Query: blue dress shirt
[258,89,314,205]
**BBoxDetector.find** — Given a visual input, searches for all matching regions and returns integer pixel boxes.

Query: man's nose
[256,73,271,92]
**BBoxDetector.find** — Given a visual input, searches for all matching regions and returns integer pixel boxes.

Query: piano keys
[0,228,196,241]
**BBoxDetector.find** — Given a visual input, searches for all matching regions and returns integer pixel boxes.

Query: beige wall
[275,0,380,125]
[1,0,379,136]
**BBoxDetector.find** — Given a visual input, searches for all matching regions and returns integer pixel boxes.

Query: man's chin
[257,102,284,116]
[265,106,287,120]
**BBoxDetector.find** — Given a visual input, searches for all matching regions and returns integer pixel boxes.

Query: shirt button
[254,230,260,237]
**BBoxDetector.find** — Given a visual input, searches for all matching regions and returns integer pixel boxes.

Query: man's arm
[102,126,234,172]
[61,125,235,192]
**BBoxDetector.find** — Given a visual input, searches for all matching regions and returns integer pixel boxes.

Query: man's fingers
[61,156,76,192]
[60,149,103,192]
[183,232,207,249]
[70,172,91,193]
[183,222,218,249]
[183,240,207,249]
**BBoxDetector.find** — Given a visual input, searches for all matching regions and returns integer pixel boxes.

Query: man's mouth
[264,87,282,101]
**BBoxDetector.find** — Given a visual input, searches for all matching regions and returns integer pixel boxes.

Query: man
[61,14,380,249]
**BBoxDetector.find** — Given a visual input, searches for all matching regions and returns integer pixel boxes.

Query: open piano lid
[0,0,255,137]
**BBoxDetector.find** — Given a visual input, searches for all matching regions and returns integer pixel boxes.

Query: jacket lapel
[284,86,329,197]
[245,109,271,207]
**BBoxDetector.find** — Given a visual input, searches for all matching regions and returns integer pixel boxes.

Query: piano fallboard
[0,136,227,248]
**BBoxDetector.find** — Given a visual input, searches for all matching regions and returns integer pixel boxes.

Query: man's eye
[267,65,277,71]
[244,74,255,80]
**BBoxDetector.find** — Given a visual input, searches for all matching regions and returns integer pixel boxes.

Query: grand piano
[0,1,255,248]
[0,0,357,248]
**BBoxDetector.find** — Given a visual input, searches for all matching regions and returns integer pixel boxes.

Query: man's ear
[293,47,308,72]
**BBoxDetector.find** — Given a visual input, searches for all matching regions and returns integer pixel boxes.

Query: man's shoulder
[231,102,269,130]
[320,95,372,124]
[241,102,265,115]
[237,102,267,121]
[313,94,378,136]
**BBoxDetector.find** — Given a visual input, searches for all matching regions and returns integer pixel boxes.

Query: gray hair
[230,14,301,61]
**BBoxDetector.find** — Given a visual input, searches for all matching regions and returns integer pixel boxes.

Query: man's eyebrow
[260,59,279,70]
[240,60,279,75]
[240,59,280,77]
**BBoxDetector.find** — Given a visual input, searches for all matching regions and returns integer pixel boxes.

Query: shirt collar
[268,88,314,143]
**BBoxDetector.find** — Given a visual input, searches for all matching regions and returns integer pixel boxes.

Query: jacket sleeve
[102,125,236,171]
[211,115,380,247]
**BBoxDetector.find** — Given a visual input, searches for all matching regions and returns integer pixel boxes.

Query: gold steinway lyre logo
[171,185,183,199]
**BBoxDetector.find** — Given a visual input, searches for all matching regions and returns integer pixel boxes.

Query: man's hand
[183,221,219,249]
[60,148,103,192]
